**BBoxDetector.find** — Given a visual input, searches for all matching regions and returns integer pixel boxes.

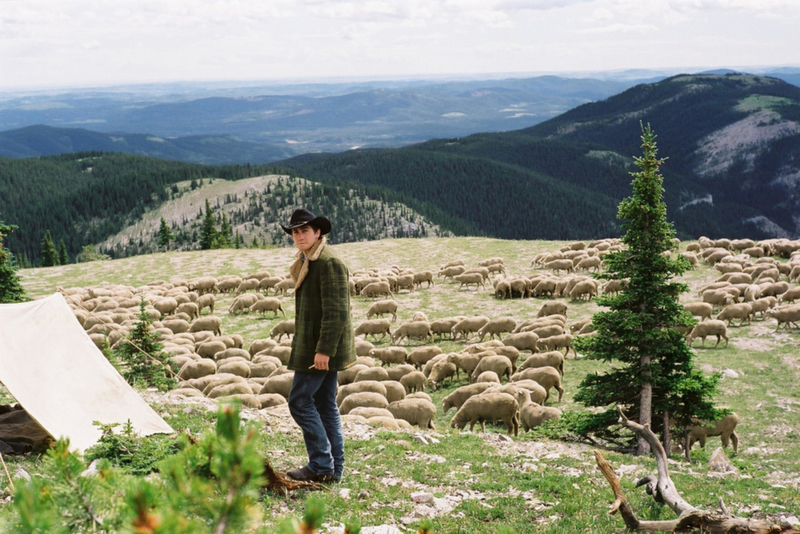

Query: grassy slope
[13,237,800,532]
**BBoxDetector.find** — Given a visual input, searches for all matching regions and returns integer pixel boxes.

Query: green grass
[9,237,800,531]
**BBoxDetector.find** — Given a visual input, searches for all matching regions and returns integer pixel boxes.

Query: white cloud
[577,23,658,34]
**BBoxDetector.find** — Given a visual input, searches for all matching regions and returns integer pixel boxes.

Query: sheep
[502,332,539,354]
[537,301,568,318]
[525,324,564,340]
[532,279,558,298]
[368,417,412,430]
[451,316,490,341]
[393,274,415,293]
[407,346,444,369]
[366,299,398,322]
[190,276,218,295]
[716,303,753,326]
[441,383,494,413]
[429,317,463,340]
[217,276,243,294]
[207,382,254,399]
[177,358,217,380]
[250,361,280,378]
[702,290,735,308]
[470,355,513,383]
[440,259,466,269]
[760,281,789,298]
[197,340,228,360]
[477,317,517,342]
[511,366,564,402]
[354,319,393,342]
[354,367,390,383]
[196,294,215,315]
[162,318,191,334]
[154,297,179,316]
[367,346,406,367]
[765,305,800,331]
[450,393,519,436]
[685,413,740,453]
[475,371,501,384]
[602,279,629,295]
[339,392,390,415]
[537,333,576,358]
[249,297,285,318]
[258,276,282,293]
[249,338,277,357]
[384,362,414,381]
[569,280,598,301]
[338,364,369,385]
[349,407,394,420]
[684,302,714,321]
[749,297,776,319]
[438,265,467,281]
[778,286,800,304]
[228,293,261,315]
[454,272,485,291]
[517,350,565,376]
[399,371,426,393]
[176,302,199,320]
[686,320,729,347]
[189,316,222,336]
[413,271,435,288]
[421,353,449,377]
[216,348,251,362]
[336,381,387,406]
[391,321,433,345]
[236,278,261,295]
[273,278,295,295]
[259,373,295,398]
[217,360,251,378]
[515,389,562,432]
[447,352,482,377]
[426,361,458,391]
[269,320,295,341]
[258,393,288,409]
[544,259,574,274]
[361,281,393,299]
[382,380,407,403]
[387,398,437,429]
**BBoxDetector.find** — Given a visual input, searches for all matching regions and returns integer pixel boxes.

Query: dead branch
[262,459,328,495]
[592,406,800,533]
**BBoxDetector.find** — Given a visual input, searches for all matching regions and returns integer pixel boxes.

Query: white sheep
[366,299,398,322]
[407,346,444,369]
[425,361,458,391]
[339,392,390,415]
[451,316,490,341]
[477,317,517,342]
[502,332,539,354]
[511,366,564,402]
[686,320,729,347]
[399,371,426,393]
[249,297,285,318]
[391,321,433,345]
[370,346,409,367]
[354,319,393,342]
[450,393,519,436]
[387,398,437,429]
[269,320,295,341]
[516,350,565,376]
[470,355,512,383]
[515,389,562,432]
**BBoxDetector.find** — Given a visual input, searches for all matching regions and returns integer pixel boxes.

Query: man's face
[292,225,321,252]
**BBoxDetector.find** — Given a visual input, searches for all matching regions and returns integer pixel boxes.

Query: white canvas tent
[0,293,173,452]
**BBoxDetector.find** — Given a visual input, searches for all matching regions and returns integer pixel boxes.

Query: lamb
[249,297,285,318]
[686,320,729,347]
[189,315,222,336]
[336,381,387,406]
[339,392,390,415]
[228,293,261,315]
[470,355,513,383]
[370,346,409,367]
[683,302,713,321]
[425,361,458,391]
[537,333,576,358]
[515,389,562,432]
[685,413,740,453]
[454,272,485,291]
[441,383,494,413]
[391,321,433,345]
[361,281,393,299]
[516,350,565,376]
[407,346,443,369]
[765,305,800,330]
[450,393,519,436]
[537,301,568,318]
[366,299,398,322]
[388,399,436,430]
[451,316,490,341]
[399,371,426,393]
[502,332,539,354]
[716,303,753,326]
[511,366,564,402]
[269,320,295,341]
[196,294,215,315]
[354,319,393,342]
[477,317,517,342]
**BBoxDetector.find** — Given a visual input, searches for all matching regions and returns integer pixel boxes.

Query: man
[281,207,355,483]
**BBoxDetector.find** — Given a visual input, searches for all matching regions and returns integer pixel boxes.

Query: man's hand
[309,353,330,370]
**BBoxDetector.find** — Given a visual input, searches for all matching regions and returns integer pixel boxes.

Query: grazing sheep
[686,320,729,347]
[391,321,433,345]
[447,352,482,377]
[716,303,753,326]
[189,316,222,336]
[426,361,458,391]
[537,301,568,318]
[451,316,490,341]
[413,271,434,288]
[190,276,218,295]
[338,364,369,385]
[438,265,467,281]
[339,392,390,415]
[217,360,251,378]
[502,332,539,354]
[349,407,394,420]
[454,272,485,291]
[477,317,517,342]
[749,297,776,319]
[177,358,217,380]
[544,259,574,274]
[537,333,576,358]
[517,351,565,376]
[228,293,261,315]
[235,278,261,295]
[258,276,282,293]
[249,297,285,318]
[354,366,390,383]
[366,299,398,322]
[273,278,295,295]
[368,417,412,430]
[526,324,564,340]
[197,340,228,360]
[684,302,714,321]
[382,381,407,403]
[370,346,409,367]
[196,294,215,315]
[441,383,494,413]
[516,389,562,432]
[257,393,288,409]
[475,371,501,384]
[765,305,800,330]
[387,398,437,429]
[569,280,598,301]
[450,393,519,436]
[217,277,243,294]
[336,381,387,406]
[162,318,191,334]
[511,366,564,402]
[702,290,735,308]
[354,339,376,357]
[361,281,393,299]
[778,286,800,305]
[430,317,463,341]
[259,373,295,398]
[686,413,740,453]
[407,346,444,369]
[207,382,253,399]
[176,302,199,320]
[269,320,295,341]
[354,319,393,342]
[470,355,513,383]
[154,297,179,316]
[400,371,426,393]
[215,348,251,362]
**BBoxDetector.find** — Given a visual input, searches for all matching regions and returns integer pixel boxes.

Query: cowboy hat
[280,207,332,235]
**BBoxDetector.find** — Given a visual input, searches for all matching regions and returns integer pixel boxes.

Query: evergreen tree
[0,222,26,303]
[113,300,177,391]
[199,200,218,250]
[217,213,232,248]
[58,239,69,265]
[573,124,720,455]
[157,217,174,251]
[235,230,242,249]
[40,230,58,267]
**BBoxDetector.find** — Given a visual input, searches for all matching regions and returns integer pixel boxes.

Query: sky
[2,0,799,90]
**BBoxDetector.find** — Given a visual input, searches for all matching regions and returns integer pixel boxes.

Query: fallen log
[594,406,799,533]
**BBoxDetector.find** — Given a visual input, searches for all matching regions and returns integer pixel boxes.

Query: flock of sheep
[57,234,800,449]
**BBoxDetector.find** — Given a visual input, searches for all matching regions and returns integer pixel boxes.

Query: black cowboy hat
[280,207,332,235]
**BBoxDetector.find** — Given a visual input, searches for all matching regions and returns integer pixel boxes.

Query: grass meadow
[8,236,800,532]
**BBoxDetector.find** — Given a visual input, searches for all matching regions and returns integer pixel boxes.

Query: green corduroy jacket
[287,246,356,373]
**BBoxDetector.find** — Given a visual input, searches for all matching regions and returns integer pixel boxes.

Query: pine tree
[234,230,242,249]
[113,300,177,391]
[573,124,720,455]
[40,230,58,267]
[58,239,69,265]
[200,200,218,250]
[0,222,26,303]
[157,217,174,251]
[217,213,232,248]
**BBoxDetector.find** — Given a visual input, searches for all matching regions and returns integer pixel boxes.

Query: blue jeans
[288,371,344,478]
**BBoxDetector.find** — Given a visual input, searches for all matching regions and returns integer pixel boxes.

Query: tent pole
[0,451,15,493]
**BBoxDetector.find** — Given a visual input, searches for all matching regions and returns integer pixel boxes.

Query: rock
[358,489,370,500]
[413,434,429,445]
[785,516,799,527]
[361,526,403,534]
[708,447,737,474]
[411,491,434,503]
[338,488,351,500]
[722,369,739,379]
[80,459,102,478]
[13,467,31,481]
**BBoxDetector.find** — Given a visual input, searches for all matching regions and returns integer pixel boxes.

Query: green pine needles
[0,222,26,303]
[573,123,721,454]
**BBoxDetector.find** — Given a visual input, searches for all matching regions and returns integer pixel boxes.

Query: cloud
[577,23,658,34]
